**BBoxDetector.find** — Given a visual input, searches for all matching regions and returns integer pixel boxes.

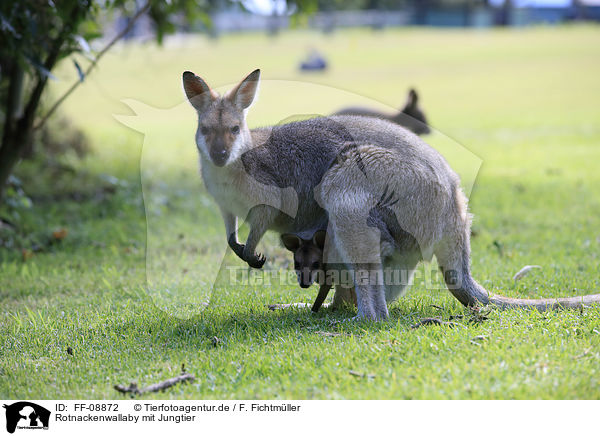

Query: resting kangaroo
[334,88,431,135]
[183,69,600,320]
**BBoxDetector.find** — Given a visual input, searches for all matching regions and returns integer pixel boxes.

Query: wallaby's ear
[312,230,326,250]
[226,69,260,110]
[406,88,418,108]
[281,233,300,252]
[183,71,215,111]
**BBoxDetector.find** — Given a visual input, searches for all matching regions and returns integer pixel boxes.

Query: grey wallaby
[183,69,600,320]
[334,88,431,135]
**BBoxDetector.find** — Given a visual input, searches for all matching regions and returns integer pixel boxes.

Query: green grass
[2,25,600,399]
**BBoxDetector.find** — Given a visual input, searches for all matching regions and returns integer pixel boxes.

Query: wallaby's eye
[311,262,320,270]
[231,126,240,134]
[294,261,300,269]
[200,126,209,135]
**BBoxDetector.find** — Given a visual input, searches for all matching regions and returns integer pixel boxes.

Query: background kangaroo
[183,69,600,320]
[334,88,431,135]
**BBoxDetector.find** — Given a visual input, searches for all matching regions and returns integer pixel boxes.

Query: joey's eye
[311,262,320,270]
[231,126,240,134]
[200,127,209,135]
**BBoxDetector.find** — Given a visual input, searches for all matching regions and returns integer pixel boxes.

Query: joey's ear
[312,230,326,250]
[182,71,216,111]
[226,69,260,110]
[405,88,418,108]
[281,234,300,252]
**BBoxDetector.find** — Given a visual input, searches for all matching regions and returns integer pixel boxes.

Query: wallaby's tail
[434,190,600,311]
[437,244,600,311]
[437,241,600,311]
[488,293,600,311]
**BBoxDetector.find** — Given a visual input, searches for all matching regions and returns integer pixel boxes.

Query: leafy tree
[0,1,201,202]
[0,0,318,203]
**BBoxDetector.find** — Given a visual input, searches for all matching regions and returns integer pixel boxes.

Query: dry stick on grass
[33,2,151,132]
[316,331,349,337]
[349,370,376,379]
[410,317,465,329]
[115,371,195,396]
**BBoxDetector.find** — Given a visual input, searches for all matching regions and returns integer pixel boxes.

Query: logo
[3,402,50,434]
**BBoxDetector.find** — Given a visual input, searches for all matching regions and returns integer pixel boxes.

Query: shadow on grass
[131,294,473,355]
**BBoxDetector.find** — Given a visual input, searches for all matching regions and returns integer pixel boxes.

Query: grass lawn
[1,25,600,399]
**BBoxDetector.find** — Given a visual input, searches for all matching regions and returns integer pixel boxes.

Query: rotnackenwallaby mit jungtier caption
[183,68,600,321]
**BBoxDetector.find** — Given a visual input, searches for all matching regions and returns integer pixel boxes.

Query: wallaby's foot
[268,302,310,311]
[355,303,389,321]
[353,312,385,322]
[246,252,266,269]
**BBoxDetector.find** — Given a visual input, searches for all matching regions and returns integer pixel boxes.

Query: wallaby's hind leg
[330,214,388,320]
[383,251,421,303]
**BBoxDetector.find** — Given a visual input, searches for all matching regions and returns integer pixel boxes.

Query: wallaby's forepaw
[228,234,246,259]
[246,252,266,269]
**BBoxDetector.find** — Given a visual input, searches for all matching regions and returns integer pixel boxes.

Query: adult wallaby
[183,69,600,321]
[334,89,431,135]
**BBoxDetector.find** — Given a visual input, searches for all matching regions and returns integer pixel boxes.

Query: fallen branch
[410,317,464,329]
[573,347,593,360]
[349,370,375,379]
[512,265,542,282]
[115,372,195,396]
[316,331,349,337]
[267,303,310,311]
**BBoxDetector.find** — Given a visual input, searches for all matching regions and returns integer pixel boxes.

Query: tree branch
[33,1,151,131]
[21,2,87,135]
[1,63,24,146]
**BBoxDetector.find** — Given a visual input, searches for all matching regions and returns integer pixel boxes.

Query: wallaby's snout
[203,123,240,167]
[298,267,316,288]
[210,146,228,167]
[182,69,260,166]
[281,231,326,288]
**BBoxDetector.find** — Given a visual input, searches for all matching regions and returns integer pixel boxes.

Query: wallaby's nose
[210,148,229,166]
[298,268,313,288]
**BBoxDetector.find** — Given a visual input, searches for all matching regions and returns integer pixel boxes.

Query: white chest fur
[200,156,298,221]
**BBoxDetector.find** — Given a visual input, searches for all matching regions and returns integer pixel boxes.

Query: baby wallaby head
[182,69,260,166]
[281,230,326,288]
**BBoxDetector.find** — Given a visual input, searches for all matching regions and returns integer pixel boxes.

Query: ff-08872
[73,403,119,412]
